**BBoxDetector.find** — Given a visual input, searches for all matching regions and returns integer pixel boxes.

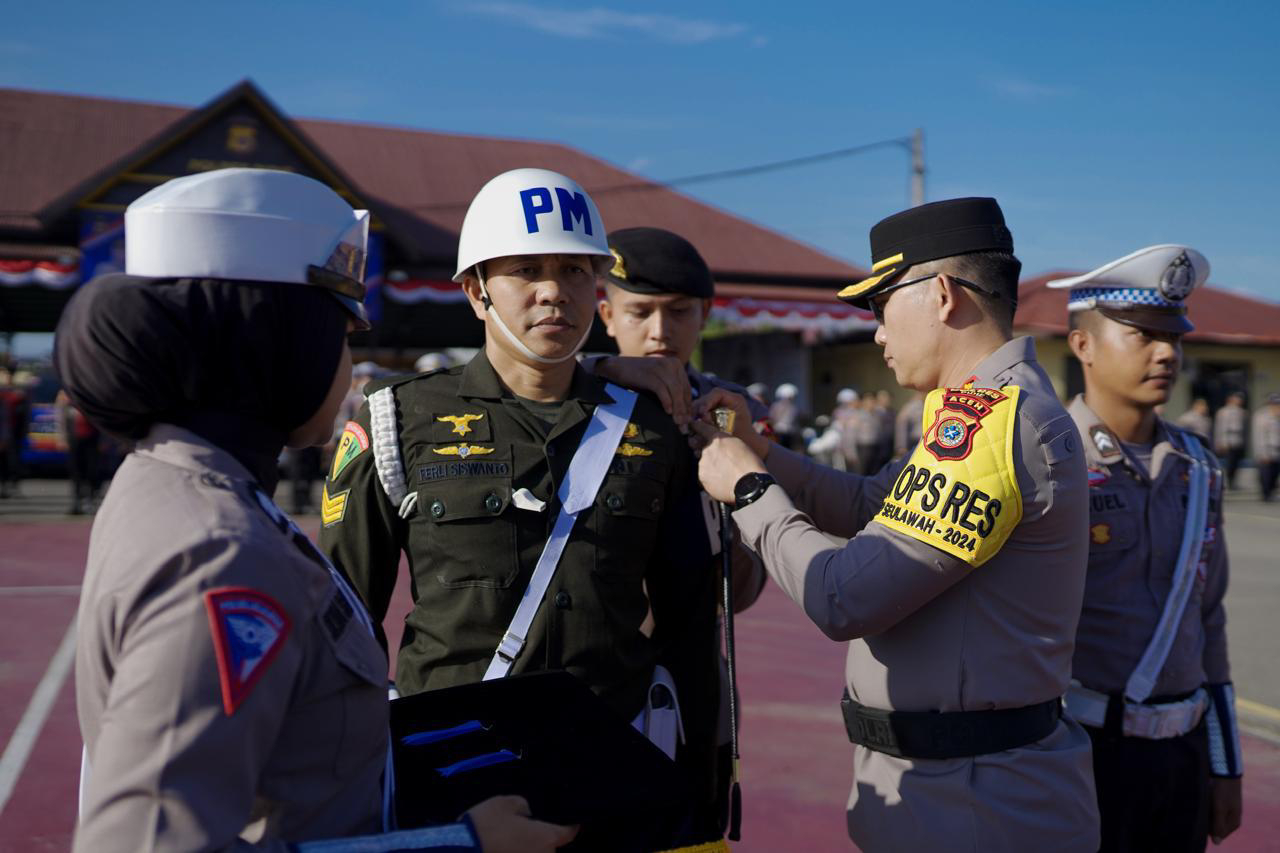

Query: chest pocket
[591,469,667,580]
[420,475,517,589]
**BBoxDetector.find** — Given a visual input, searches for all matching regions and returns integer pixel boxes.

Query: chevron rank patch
[329,421,369,481]
[321,485,350,526]
[204,587,291,715]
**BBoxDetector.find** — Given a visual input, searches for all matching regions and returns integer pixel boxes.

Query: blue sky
[3,0,1279,311]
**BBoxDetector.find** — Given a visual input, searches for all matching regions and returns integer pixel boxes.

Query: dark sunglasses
[868,274,1010,324]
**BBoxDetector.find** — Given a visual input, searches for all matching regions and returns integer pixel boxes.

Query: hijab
[54,274,349,490]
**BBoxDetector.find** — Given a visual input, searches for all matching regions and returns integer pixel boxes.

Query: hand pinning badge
[711,403,744,840]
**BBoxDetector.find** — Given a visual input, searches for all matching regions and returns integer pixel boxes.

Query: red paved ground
[2,519,1278,851]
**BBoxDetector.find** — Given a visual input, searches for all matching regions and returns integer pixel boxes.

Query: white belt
[1065,681,1209,739]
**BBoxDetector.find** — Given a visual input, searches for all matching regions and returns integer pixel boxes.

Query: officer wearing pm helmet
[1051,246,1243,850]
[61,168,568,851]
[319,170,707,849]
[691,197,1099,851]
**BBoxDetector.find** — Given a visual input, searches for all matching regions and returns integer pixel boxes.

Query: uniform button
[554,591,572,609]
[606,493,623,511]
[430,500,445,518]
[484,493,502,514]
[547,445,557,458]
[650,497,662,514]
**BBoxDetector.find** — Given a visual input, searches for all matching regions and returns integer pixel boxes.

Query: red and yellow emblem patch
[922,387,1008,462]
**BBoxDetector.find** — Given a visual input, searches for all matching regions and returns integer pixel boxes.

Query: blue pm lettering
[520,187,554,233]
[554,187,593,235]
[519,186,594,235]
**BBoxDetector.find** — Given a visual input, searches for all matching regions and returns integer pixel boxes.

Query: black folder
[389,670,691,832]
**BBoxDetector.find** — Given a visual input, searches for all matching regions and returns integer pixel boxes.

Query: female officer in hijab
[57,169,575,853]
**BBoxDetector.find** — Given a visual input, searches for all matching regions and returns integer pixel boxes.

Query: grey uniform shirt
[75,426,475,852]
[1213,405,1246,451]
[1068,397,1232,697]
[732,337,1098,853]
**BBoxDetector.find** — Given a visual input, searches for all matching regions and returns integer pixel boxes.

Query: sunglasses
[868,274,1010,324]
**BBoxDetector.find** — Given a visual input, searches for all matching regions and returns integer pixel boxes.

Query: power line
[404,135,915,212]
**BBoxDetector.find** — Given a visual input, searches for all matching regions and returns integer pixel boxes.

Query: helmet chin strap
[477,268,590,366]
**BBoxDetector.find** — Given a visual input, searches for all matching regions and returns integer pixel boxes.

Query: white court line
[0,617,77,816]
[0,586,81,596]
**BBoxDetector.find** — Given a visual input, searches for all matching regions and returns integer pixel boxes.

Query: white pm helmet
[453,168,613,364]
[125,168,371,329]
[453,168,612,282]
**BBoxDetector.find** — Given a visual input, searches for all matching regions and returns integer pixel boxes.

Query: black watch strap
[733,472,776,510]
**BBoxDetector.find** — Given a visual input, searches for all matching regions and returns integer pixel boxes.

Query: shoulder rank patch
[437,413,485,437]
[874,385,1024,567]
[616,443,653,457]
[433,444,495,458]
[330,421,370,481]
[204,587,291,715]
[321,485,349,526]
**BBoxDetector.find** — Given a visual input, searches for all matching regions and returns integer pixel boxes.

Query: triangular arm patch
[203,587,292,715]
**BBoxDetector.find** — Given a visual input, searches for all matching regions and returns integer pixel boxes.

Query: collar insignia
[616,443,653,457]
[1089,424,1121,458]
[437,413,485,436]
[434,444,495,458]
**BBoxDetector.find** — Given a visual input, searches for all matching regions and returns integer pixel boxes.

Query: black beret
[838,197,1014,307]
[604,227,715,299]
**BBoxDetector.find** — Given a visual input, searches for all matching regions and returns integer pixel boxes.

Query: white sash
[483,383,637,680]
[1124,433,1211,703]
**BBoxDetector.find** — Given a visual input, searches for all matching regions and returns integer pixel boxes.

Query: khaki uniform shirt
[1068,397,1232,696]
[74,426,438,851]
[319,351,693,721]
[733,337,1098,852]
[1253,407,1280,461]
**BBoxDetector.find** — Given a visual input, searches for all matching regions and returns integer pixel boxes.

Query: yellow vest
[872,385,1023,567]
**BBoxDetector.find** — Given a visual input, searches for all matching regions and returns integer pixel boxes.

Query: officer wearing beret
[692,198,1100,851]
[593,226,768,835]
[319,170,710,848]
[1051,246,1243,850]
[60,169,568,852]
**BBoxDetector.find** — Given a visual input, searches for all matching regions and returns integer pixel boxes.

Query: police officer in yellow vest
[1050,246,1243,850]
[691,197,1100,850]
[691,198,1100,851]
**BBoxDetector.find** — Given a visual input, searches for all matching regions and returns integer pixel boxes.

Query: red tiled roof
[1016,272,1280,346]
[0,85,863,282]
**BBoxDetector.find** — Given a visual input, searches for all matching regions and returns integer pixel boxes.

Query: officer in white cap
[60,168,570,851]
[1051,245,1243,850]
[320,169,714,849]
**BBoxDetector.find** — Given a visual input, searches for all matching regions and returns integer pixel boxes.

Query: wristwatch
[733,472,776,510]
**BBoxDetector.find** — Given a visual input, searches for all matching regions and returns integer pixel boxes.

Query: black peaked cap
[604,227,715,298]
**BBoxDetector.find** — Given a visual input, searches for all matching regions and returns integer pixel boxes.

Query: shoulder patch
[330,421,370,481]
[204,587,291,715]
[873,385,1024,567]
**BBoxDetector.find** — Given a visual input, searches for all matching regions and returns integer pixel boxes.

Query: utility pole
[910,128,926,207]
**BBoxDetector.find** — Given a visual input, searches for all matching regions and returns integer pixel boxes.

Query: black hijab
[54,274,349,490]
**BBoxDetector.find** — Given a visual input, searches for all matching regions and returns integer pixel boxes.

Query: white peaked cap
[453,168,612,281]
[1046,245,1209,301]
[125,168,370,328]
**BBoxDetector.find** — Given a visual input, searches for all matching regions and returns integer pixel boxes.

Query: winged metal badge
[433,444,495,458]
[437,413,485,436]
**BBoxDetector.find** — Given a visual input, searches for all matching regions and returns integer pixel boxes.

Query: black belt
[841,691,1061,759]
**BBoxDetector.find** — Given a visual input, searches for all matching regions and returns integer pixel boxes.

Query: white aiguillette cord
[483,382,638,680]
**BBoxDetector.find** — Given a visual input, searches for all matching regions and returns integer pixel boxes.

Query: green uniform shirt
[319,350,693,720]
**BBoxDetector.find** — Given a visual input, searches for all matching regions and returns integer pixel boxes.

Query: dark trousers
[1261,460,1280,502]
[1086,722,1210,853]
[1222,446,1245,489]
[67,437,100,511]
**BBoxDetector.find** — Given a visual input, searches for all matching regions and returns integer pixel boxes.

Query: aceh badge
[923,387,1009,462]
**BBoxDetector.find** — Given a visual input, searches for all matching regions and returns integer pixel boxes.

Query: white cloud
[457,2,749,44]
[984,75,1075,102]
